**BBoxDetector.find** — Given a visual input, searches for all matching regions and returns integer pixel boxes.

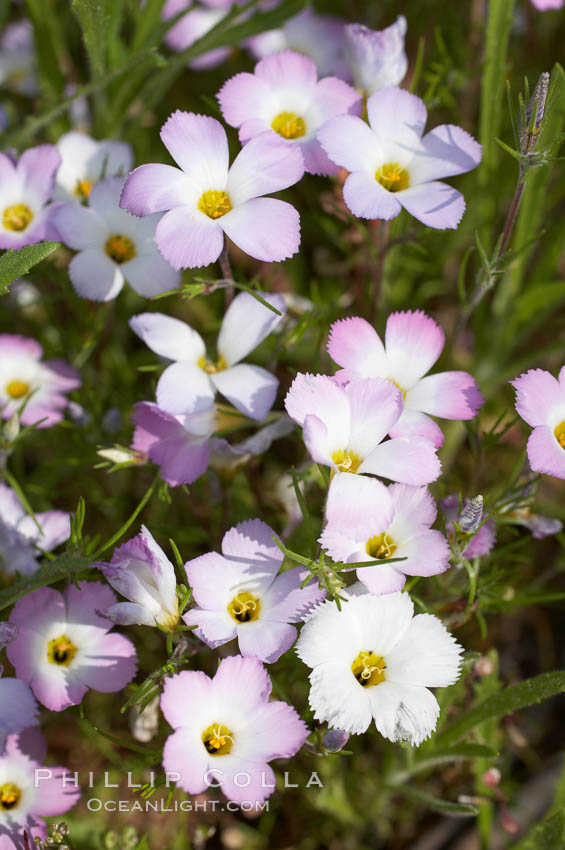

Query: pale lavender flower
[511,367,565,480]
[54,130,133,203]
[130,290,285,421]
[53,176,180,301]
[344,17,407,96]
[0,147,61,249]
[120,111,304,269]
[161,655,308,804]
[184,519,324,662]
[318,87,482,229]
[95,526,179,632]
[218,50,360,176]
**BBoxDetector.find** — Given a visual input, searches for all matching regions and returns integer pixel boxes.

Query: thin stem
[369,220,390,324]
[218,244,234,308]
[93,472,159,558]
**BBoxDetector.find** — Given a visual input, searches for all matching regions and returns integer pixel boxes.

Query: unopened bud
[4,413,20,442]
[521,71,549,154]
[97,446,144,466]
[322,729,350,752]
[459,495,483,533]
[501,811,520,835]
[474,656,495,677]
[482,767,501,787]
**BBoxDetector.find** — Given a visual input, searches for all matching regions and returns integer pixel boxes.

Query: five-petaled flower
[0,334,80,429]
[130,290,285,422]
[320,475,450,595]
[95,526,179,632]
[284,372,441,484]
[54,130,133,203]
[317,87,482,229]
[0,146,60,250]
[327,310,484,447]
[161,655,308,804]
[218,49,360,176]
[120,111,304,269]
[0,729,80,849]
[53,176,180,301]
[296,592,462,743]
[184,519,324,662]
[7,582,137,711]
[511,366,565,480]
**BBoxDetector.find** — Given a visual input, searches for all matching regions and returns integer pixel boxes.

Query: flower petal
[386,613,462,687]
[52,202,106,250]
[389,408,446,448]
[72,631,137,693]
[327,316,386,375]
[120,163,194,216]
[347,378,404,456]
[527,425,565,479]
[124,251,181,297]
[155,206,224,270]
[17,145,61,205]
[406,371,484,420]
[129,312,206,362]
[308,661,372,734]
[156,362,215,415]
[360,436,441,484]
[317,114,380,173]
[160,111,229,187]
[511,368,565,427]
[343,171,402,220]
[218,71,271,127]
[323,473,393,547]
[217,290,286,366]
[226,133,304,205]
[368,680,440,746]
[397,181,466,229]
[220,197,300,262]
[237,620,297,663]
[410,124,482,184]
[68,249,124,301]
[183,608,236,648]
[366,87,427,155]
[357,564,406,595]
[285,373,350,448]
[211,363,279,421]
[384,310,445,387]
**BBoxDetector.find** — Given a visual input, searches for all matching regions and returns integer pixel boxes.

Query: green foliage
[0,242,60,293]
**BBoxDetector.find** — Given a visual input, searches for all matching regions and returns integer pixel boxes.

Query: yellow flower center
[74,178,93,200]
[104,234,136,264]
[375,163,410,193]
[331,449,361,474]
[0,783,22,811]
[201,723,234,756]
[351,650,386,688]
[555,421,565,450]
[271,112,306,140]
[198,190,232,220]
[47,634,78,667]
[2,203,33,232]
[5,379,30,399]
[227,591,261,624]
[198,354,228,375]
[366,532,397,560]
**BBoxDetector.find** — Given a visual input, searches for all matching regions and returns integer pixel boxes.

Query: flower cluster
[2,5,565,846]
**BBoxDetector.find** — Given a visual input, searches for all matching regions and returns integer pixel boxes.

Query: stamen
[331,449,361,474]
[105,234,136,264]
[555,421,565,450]
[271,112,306,140]
[0,783,22,810]
[366,532,397,560]
[47,634,78,667]
[201,723,234,756]
[5,379,30,399]
[2,204,33,232]
[351,650,386,688]
[375,163,409,193]
[227,591,261,624]
[198,190,232,220]
[198,355,228,375]
[75,178,93,199]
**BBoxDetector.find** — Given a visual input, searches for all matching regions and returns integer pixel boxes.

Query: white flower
[296,593,462,744]
[53,176,180,301]
[54,131,133,203]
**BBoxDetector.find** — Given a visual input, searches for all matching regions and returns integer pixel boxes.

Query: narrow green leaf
[71,0,112,76]
[435,671,565,748]
[398,786,478,817]
[0,555,93,613]
[0,242,60,293]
